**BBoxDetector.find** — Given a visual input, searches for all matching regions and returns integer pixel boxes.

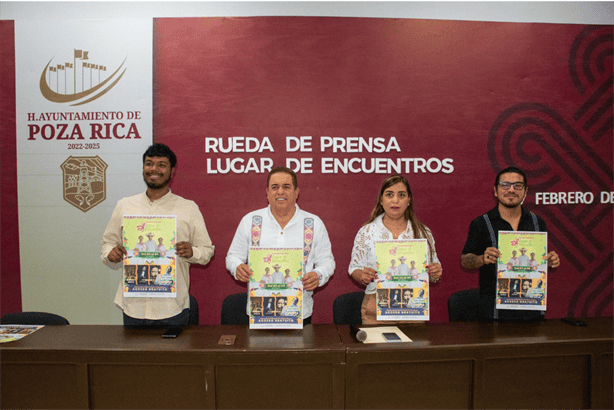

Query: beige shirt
[101,191,214,319]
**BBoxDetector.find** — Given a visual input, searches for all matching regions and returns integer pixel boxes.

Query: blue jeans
[123,308,189,327]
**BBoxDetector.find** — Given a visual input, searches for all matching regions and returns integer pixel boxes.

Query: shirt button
[280,231,283,235]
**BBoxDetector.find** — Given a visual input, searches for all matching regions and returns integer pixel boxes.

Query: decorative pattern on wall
[488,25,613,317]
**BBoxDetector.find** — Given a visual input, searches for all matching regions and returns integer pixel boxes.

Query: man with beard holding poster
[101,143,214,326]
[461,167,560,322]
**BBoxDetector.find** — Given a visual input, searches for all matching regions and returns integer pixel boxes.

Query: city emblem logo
[40,49,127,106]
[60,156,108,212]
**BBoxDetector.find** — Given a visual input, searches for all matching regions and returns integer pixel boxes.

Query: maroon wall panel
[153,18,612,324]
[0,20,22,316]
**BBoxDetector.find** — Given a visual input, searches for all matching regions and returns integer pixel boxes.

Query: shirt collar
[143,189,173,205]
[488,205,531,221]
[266,203,301,226]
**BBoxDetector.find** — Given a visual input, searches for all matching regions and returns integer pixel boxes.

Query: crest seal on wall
[60,156,108,212]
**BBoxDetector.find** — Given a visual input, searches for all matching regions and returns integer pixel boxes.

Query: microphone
[350,325,367,342]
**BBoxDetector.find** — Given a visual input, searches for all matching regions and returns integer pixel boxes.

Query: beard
[144,173,171,190]
[499,193,523,208]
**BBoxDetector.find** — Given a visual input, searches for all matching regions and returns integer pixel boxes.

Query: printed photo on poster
[0,325,44,343]
[375,240,429,321]
[496,231,547,311]
[123,215,177,298]
[249,247,303,329]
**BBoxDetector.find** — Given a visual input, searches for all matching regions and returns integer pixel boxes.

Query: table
[338,317,613,409]
[1,324,346,409]
[2,318,612,409]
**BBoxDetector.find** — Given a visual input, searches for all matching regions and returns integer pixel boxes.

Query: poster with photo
[375,240,429,321]
[497,231,547,311]
[0,325,44,343]
[123,215,177,298]
[249,247,303,329]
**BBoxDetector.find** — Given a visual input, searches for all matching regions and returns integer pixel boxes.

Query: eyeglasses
[498,182,525,190]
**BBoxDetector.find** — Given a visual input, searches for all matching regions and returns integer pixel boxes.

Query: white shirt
[271,270,284,284]
[101,191,214,320]
[348,214,439,295]
[397,264,410,276]
[225,204,335,319]
[144,240,157,252]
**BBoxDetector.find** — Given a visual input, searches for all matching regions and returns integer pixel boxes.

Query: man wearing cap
[225,166,336,325]
[461,166,560,322]
[101,143,214,326]
[396,256,410,276]
[518,248,530,266]
[271,264,284,283]
[144,232,157,252]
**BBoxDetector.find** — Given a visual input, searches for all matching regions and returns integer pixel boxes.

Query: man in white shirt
[144,232,157,252]
[271,264,284,283]
[396,256,410,276]
[518,248,530,266]
[101,143,214,326]
[225,167,336,325]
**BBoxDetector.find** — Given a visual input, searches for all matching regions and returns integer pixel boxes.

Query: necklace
[383,215,407,239]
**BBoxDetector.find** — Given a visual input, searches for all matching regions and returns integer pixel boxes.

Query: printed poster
[123,215,177,298]
[0,325,44,343]
[496,231,548,311]
[375,240,429,321]
[249,247,303,329]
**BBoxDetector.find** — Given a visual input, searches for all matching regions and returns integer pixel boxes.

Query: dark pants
[123,308,189,327]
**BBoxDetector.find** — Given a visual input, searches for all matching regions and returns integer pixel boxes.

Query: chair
[333,292,364,325]
[1,311,70,326]
[221,293,249,325]
[447,289,480,322]
[188,294,199,325]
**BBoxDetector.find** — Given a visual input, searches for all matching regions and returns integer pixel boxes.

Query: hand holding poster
[123,215,177,298]
[497,231,547,311]
[375,240,429,321]
[249,247,303,329]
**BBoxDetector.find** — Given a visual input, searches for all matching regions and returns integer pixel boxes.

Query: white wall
[2,1,613,24]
